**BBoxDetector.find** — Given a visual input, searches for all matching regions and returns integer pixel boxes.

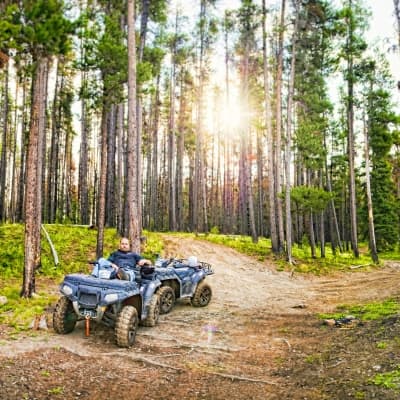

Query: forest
[0,0,400,298]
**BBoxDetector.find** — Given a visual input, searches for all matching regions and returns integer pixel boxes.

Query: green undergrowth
[0,224,164,279]
[0,224,164,334]
[193,233,271,261]
[290,242,376,275]
[370,366,400,390]
[318,299,400,321]
[180,232,380,275]
[0,280,58,333]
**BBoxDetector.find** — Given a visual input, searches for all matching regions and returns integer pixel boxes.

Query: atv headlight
[61,285,73,296]
[104,293,118,303]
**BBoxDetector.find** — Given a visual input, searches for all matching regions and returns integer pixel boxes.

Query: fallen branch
[205,371,278,386]
[274,337,291,350]
[350,264,371,269]
[101,352,277,385]
[101,353,183,371]
[327,360,344,368]
[152,353,183,359]
[41,224,59,265]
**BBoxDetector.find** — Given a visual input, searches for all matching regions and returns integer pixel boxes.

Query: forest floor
[2,236,400,399]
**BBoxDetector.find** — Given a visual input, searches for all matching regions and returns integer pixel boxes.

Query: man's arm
[137,257,151,266]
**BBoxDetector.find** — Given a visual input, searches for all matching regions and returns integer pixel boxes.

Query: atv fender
[140,280,161,319]
[191,269,206,284]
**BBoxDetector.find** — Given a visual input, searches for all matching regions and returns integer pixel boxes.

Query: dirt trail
[1,236,400,400]
[0,236,314,357]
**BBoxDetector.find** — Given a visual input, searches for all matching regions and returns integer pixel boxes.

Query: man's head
[119,237,130,252]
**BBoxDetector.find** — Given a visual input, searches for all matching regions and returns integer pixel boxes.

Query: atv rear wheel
[191,281,212,307]
[115,305,139,348]
[53,296,77,334]
[158,286,175,314]
[140,294,160,327]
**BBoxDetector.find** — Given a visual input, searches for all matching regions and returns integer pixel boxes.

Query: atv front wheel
[191,281,212,307]
[141,294,160,327]
[115,305,139,348]
[53,296,77,334]
[158,286,175,314]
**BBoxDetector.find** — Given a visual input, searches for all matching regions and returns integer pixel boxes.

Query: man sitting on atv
[96,237,152,280]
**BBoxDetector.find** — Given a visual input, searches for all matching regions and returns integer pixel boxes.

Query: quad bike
[151,256,214,314]
[53,262,161,348]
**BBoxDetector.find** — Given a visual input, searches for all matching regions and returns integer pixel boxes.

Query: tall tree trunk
[347,0,359,257]
[263,0,279,253]
[176,72,185,231]
[38,58,48,229]
[0,61,9,221]
[309,210,316,258]
[96,106,108,258]
[116,102,124,234]
[79,70,89,224]
[134,0,150,232]
[16,74,28,222]
[150,74,160,230]
[168,20,177,231]
[63,112,73,221]
[256,131,264,237]
[223,13,233,234]
[22,57,48,297]
[48,60,63,223]
[275,0,286,251]
[106,106,116,227]
[394,0,400,50]
[127,0,141,252]
[241,31,257,243]
[246,140,258,243]
[193,0,208,233]
[9,78,18,220]
[324,134,343,253]
[364,111,379,263]
[285,0,299,264]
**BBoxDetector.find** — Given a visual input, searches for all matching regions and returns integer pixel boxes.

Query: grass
[0,224,398,333]
[318,299,400,321]
[0,224,164,279]
[0,280,58,332]
[174,232,381,275]
[370,366,400,390]
[0,224,164,333]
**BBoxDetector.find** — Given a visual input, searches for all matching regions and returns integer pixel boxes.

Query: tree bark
[284,0,299,264]
[127,0,141,252]
[150,74,160,230]
[0,61,9,221]
[79,70,89,225]
[106,106,116,227]
[168,17,177,231]
[394,0,400,50]
[364,110,379,263]
[275,0,286,252]
[48,59,62,223]
[116,102,125,234]
[16,73,28,222]
[176,71,185,231]
[263,0,279,253]
[347,0,359,257]
[22,57,48,297]
[96,106,108,258]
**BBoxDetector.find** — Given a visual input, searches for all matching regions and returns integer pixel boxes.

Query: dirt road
[1,236,400,399]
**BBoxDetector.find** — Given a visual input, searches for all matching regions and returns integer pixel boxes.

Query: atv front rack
[173,259,214,275]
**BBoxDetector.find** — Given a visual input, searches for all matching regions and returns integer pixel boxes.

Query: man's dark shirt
[108,250,142,269]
